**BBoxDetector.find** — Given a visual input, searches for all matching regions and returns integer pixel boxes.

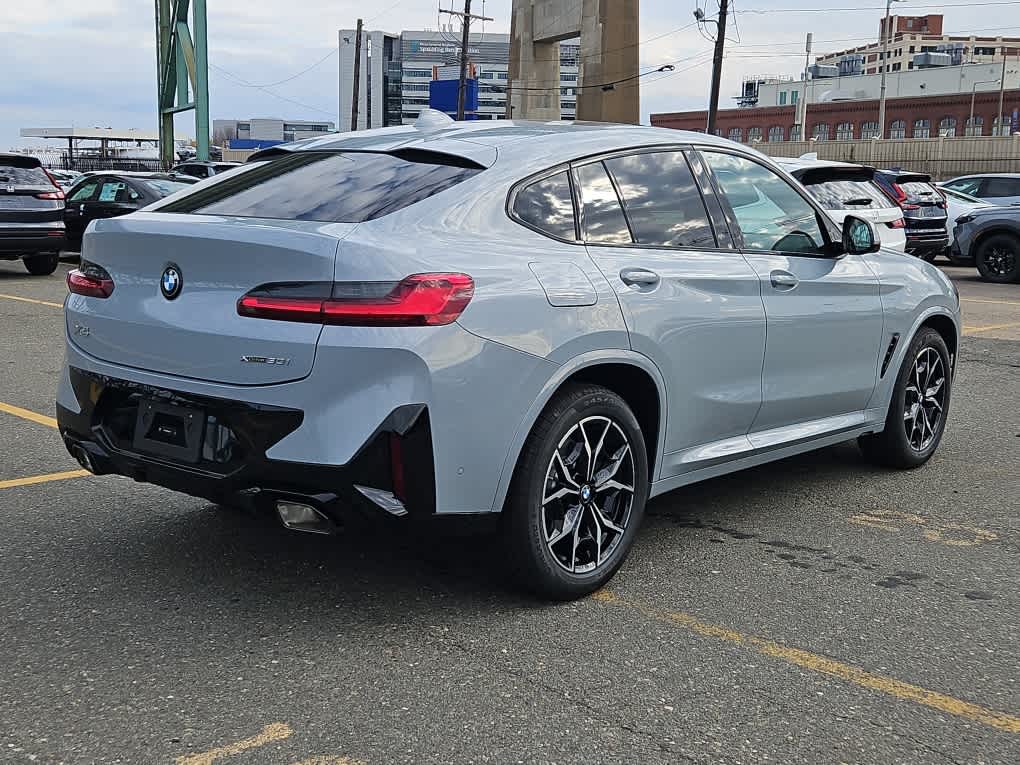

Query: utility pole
[997,48,1007,135]
[797,33,812,141]
[440,2,493,121]
[706,0,730,134]
[350,18,363,131]
[877,0,902,139]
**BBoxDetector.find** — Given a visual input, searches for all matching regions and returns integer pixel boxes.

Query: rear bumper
[904,230,949,256]
[57,367,436,524]
[0,228,65,255]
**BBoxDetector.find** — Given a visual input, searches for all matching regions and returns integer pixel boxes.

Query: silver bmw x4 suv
[58,114,960,599]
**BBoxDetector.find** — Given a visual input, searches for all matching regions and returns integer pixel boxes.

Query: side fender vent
[880,333,900,378]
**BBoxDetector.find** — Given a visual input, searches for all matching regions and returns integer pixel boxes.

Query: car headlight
[955,214,975,225]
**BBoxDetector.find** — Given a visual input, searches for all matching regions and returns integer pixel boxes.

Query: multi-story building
[212,118,334,146]
[816,14,1020,76]
[339,29,578,129]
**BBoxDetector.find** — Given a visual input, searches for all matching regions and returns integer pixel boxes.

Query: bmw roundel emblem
[161,264,182,300]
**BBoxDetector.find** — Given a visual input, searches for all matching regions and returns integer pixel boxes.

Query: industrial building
[338,29,579,129]
[212,118,335,148]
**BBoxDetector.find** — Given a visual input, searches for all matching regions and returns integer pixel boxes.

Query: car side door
[63,178,102,243]
[575,148,767,479]
[699,149,885,438]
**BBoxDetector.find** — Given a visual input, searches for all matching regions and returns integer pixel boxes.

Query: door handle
[619,267,660,288]
[770,270,798,290]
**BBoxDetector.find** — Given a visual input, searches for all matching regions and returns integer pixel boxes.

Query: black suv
[872,170,948,261]
[0,154,65,275]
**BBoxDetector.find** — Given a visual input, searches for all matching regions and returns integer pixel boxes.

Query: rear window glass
[0,157,51,186]
[161,151,482,222]
[899,182,939,199]
[513,171,576,240]
[803,180,895,210]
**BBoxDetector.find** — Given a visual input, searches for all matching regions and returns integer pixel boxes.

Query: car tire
[974,233,1020,284]
[504,383,649,601]
[858,327,951,469]
[920,249,938,263]
[23,252,60,276]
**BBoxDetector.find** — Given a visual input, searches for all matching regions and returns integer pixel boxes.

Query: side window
[68,182,100,202]
[983,177,1020,198]
[574,162,632,244]
[98,180,129,203]
[512,170,577,240]
[603,151,716,248]
[702,151,828,256]
[944,178,981,196]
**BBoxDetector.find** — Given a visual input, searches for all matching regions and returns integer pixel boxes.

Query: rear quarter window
[160,151,483,223]
[512,171,577,240]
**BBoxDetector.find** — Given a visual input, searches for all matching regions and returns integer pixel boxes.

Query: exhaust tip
[275,500,335,534]
[71,445,94,474]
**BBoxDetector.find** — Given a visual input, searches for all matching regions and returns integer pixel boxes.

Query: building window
[728,127,742,142]
[812,123,830,141]
[747,127,763,142]
[835,122,854,140]
[791,90,799,104]
[403,69,432,78]
[907,19,914,28]
[861,121,880,139]
[768,125,785,142]
[889,119,906,139]
[892,62,901,71]
[939,117,957,137]
[909,45,915,53]
[974,46,997,56]
[790,125,802,141]
[965,115,984,136]
[779,91,787,105]
[913,118,930,138]
[908,62,914,69]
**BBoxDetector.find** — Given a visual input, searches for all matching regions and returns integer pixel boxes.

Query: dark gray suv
[0,154,65,275]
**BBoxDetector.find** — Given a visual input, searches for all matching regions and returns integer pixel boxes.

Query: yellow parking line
[0,293,63,309]
[0,470,88,490]
[0,401,58,429]
[176,723,294,765]
[960,297,1020,308]
[963,322,1020,335]
[593,590,1020,734]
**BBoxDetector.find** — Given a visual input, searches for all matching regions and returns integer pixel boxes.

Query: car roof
[77,171,194,179]
[946,173,1020,180]
[0,153,43,165]
[253,115,754,173]
[175,160,240,167]
[772,157,864,170]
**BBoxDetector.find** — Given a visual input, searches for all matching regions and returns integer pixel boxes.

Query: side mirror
[842,215,880,255]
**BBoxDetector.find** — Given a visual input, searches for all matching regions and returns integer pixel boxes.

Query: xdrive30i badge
[160,264,182,300]
[240,355,291,366]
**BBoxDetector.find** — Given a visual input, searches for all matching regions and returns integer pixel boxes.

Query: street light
[877,0,906,139]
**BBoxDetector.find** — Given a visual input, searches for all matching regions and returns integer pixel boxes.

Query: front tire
[859,327,951,469]
[23,252,59,276]
[504,384,649,600]
[975,233,1020,283]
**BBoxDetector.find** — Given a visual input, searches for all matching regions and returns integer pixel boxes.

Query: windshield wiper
[843,198,872,206]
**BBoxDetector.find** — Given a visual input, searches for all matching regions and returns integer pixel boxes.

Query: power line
[240,49,338,89]
[739,1,1019,12]
[209,64,336,118]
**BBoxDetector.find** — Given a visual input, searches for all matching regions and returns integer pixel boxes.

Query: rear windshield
[899,181,940,200]
[142,178,195,197]
[160,151,483,222]
[803,179,895,211]
[0,157,52,187]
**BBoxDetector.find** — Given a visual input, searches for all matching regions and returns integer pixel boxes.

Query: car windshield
[0,157,52,187]
[802,179,894,210]
[159,150,484,223]
[142,178,196,196]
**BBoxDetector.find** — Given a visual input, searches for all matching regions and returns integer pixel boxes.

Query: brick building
[651,89,1020,142]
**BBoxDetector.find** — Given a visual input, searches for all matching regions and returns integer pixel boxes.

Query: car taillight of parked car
[67,262,115,298]
[36,169,66,200]
[886,218,906,228]
[237,273,475,327]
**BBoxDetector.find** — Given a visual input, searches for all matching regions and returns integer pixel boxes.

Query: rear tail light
[886,218,906,229]
[237,273,474,326]
[67,262,115,298]
[37,169,65,200]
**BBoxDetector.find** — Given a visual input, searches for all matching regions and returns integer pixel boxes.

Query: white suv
[775,157,907,253]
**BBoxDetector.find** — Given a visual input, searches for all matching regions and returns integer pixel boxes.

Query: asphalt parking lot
[0,259,1017,765]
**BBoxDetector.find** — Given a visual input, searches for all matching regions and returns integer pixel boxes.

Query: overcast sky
[3,0,1019,148]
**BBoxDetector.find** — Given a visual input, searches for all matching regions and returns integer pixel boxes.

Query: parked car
[774,157,906,253]
[170,160,242,179]
[938,186,996,263]
[0,153,65,275]
[872,170,949,261]
[952,206,1020,283]
[48,169,82,191]
[57,116,961,600]
[63,172,197,249]
[941,173,1020,206]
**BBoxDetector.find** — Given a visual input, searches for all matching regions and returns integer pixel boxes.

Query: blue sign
[429,78,479,117]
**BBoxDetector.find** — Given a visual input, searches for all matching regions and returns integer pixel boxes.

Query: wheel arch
[491,351,667,512]
[920,312,958,369]
[971,226,1020,260]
